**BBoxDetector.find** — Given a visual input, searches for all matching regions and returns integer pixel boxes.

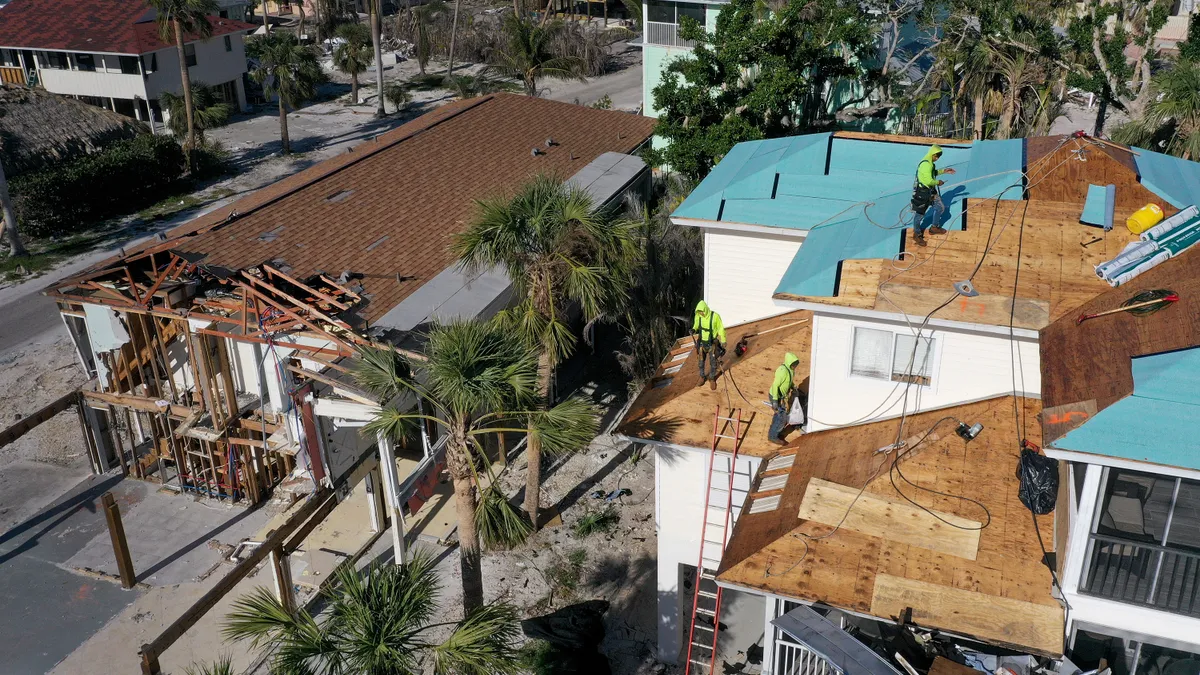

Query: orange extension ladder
[684,406,744,675]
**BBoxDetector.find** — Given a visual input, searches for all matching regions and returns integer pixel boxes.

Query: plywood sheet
[869,574,1063,656]
[798,478,982,560]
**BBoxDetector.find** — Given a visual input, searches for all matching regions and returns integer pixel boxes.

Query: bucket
[1127,203,1165,234]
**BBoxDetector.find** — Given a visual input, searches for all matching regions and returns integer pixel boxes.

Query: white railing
[645,21,697,48]
[775,639,839,675]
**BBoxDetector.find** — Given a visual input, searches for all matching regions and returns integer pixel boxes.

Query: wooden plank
[874,283,1050,330]
[82,389,196,418]
[797,477,982,561]
[930,657,982,675]
[869,574,1063,656]
[0,389,80,448]
[833,130,970,146]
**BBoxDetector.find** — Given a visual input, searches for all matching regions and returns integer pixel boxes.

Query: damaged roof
[717,396,1063,657]
[60,94,655,325]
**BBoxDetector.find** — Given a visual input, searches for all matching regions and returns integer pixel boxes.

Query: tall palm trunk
[298,2,306,41]
[0,158,29,258]
[997,89,1016,140]
[278,97,291,153]
[524,350,552,529]
[174,18,197,172]
[262,0,271,31]
[351,72,360,103]
[447,0,460,77]
[370,0,385,116]
[448,426,484,613]
[972,93,984,140]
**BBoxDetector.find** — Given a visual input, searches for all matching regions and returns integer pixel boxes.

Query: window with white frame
[184,43,197,67]
[850,327,936,386]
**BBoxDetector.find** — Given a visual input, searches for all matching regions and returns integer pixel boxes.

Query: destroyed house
[45,94,654,518]
[615,131,1200,674]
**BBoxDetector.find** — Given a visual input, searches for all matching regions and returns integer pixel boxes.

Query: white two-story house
[615,131,1200,673]
[0,0,254,128]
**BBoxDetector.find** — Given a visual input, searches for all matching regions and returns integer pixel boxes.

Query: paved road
[0,473,145,674]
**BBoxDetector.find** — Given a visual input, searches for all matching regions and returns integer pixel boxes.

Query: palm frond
[432,602,523,675]
[353,345,411,399]
[528,395,599,456]
[183,655,234,675]
[423,319,540,418]
[362,407,421,446]
[475,484,533,550]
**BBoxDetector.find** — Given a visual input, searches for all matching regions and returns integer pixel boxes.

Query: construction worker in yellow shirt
[910,144,957,247]
[768,352,801,445]
[691,300,726,390]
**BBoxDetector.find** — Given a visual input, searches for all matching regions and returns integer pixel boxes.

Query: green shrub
[11,134,186,238]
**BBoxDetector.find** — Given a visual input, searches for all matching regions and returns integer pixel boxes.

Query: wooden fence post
[101,491,136,589]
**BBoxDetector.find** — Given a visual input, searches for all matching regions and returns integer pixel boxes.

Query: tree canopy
[645,0,876,180]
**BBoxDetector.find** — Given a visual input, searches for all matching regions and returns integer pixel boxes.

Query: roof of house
[614,310,813,459]
[0,84,142,176]
[716,395,1063,657]
[677,132,1200,331]
[0,0,255,54]
[1051,347,1200,470]
[58,94,655,325]
[1038,244,1200,466]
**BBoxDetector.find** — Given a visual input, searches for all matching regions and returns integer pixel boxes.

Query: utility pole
[0,157,29,258]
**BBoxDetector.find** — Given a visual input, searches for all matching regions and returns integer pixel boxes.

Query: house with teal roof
[624,130,1200,673]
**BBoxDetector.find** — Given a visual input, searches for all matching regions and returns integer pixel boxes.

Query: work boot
[913,232,927,247]
[928,225,948,235]
[708,378,717,391]
[769,437,787,446]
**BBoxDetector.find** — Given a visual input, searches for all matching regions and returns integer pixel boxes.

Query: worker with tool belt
[691,300,726,390]
[910,144,956,247]
[768,352,802,445]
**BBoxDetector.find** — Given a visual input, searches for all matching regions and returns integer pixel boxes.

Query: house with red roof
[0,0,255,126]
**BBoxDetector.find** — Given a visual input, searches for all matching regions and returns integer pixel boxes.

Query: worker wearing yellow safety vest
[691,300,726,390]
[768,352,802,445]
[910,144,956,247]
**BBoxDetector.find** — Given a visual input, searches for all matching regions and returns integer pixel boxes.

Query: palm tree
[0,157,29,258]
[146,0,218,170]
[408,0,446,76]
[454,176,638,529]
[294,0,307,41]
[224,548,524,673]
[447,0,461,77]
[368,0,385,116]
[490,16,585,97]
[1112,59,1200,159]
[354,320,597,613]
[332,22,372,103]
[184,656,233,675]
[246,31,326,154]
[159,82,233,139]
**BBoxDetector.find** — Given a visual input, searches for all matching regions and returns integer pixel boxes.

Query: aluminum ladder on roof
[684,406,744,675]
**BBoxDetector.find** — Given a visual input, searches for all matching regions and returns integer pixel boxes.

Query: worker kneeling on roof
[768,352,801,445]
[692,300,726,390]
[910,144,956,247]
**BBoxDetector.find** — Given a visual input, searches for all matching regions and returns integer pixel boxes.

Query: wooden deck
[718,396,1065,657]
[615,310,813,458]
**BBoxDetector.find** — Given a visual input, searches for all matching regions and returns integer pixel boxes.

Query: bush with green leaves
[11,134,186,238]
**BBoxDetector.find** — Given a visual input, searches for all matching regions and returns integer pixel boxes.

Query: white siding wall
[38,66,147,100]
[806,312,1041,431]
[703,228,805,326]
[655,445,758,663]
[144,33,248,107]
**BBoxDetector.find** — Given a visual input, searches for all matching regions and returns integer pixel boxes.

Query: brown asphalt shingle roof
[160,94,655,324]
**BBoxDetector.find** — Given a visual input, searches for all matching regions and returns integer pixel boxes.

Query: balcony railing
[645,21,696,48]
[775,639,839,675]
[1081,534,1200,617]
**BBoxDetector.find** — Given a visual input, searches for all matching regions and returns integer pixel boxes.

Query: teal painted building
[639,0,722,118]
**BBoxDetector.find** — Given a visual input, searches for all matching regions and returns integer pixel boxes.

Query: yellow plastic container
[1127,203,1165,234]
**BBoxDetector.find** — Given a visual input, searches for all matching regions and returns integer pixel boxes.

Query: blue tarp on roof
[1052,347,1200,471]
[1132,146,1200,209]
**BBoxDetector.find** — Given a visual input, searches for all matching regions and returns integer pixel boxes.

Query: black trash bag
[1017,447,1059,515]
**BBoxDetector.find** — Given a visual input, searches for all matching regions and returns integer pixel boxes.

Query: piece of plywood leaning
[870,574,1063,656]
[797,478,981,560]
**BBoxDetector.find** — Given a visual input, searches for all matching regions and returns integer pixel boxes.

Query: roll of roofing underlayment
[1096,204,1200,286]
[1081,184,1116,230]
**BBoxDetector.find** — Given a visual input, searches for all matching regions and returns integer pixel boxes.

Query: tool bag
[911,184,937,216]
[1017,447,1059,515]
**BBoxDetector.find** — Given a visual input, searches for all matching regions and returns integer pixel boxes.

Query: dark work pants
[769,403,789,441]
[697,343,720,381]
